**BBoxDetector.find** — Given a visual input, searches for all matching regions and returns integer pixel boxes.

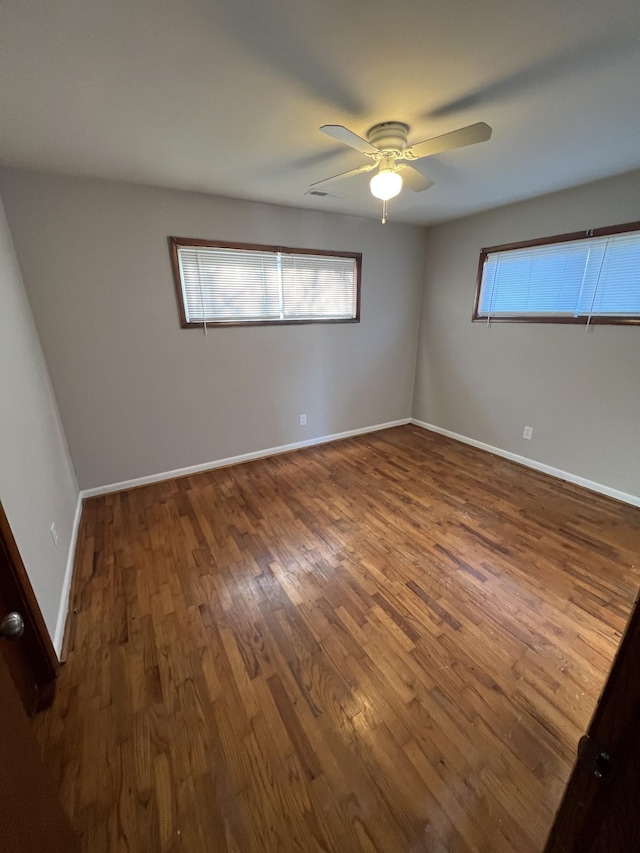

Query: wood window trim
[472,219,640,326]
[168,237,362,329]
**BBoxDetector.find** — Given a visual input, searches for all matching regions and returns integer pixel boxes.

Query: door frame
[0,501,59,709]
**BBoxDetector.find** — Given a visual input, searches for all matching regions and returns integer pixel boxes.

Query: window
[473,221,640,325]
[169,238,361,328]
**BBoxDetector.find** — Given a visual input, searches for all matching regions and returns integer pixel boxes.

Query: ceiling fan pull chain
[381,199,388,224]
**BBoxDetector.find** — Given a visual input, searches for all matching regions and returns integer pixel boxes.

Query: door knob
[0,612,25,640]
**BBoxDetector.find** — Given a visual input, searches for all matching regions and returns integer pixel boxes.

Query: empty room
[1,0,640,850]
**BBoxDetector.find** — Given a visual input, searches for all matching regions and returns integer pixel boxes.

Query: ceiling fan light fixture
[370,168,403,201]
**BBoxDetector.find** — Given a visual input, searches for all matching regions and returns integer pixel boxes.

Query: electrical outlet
[523,426,533,440]
[50,522,59,546]
[299,414,307,426]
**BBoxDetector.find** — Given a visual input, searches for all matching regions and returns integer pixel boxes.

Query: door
[545,590,640,851]
[0,643,80,851]
[0,501,59,714]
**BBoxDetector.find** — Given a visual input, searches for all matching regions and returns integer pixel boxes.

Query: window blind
[477,229,640,321]
[176,244,358,325]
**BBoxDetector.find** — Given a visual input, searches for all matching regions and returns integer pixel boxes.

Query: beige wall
[0,169,427,491]
[0,192,79,645]
[413,170,640,498]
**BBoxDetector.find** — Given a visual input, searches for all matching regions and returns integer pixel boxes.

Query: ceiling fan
[310,120,492,222]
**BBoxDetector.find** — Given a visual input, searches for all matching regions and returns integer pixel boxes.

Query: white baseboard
[52,492,83,658]
[411,419,640,508]
[81,418,411,499]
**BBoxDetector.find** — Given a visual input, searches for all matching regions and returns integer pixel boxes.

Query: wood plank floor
[33,425,640,852]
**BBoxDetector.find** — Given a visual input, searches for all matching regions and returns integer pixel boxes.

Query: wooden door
[0,501,59,714]
[0,648,80,851]
[545,590,640,852]
[0,585,36,710]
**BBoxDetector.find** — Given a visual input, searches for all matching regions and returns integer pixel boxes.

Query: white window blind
[477,228,640,322]
[175,243,359,326]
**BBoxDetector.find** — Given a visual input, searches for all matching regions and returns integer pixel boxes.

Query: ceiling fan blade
[310,161,378,188]
[398,165,434,192]
[320,125,379,155]
[409,122,492,160]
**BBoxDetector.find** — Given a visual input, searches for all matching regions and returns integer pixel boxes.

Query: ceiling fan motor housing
[366,121,410,154]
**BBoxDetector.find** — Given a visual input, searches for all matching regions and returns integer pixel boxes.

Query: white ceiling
[2,0,640,225]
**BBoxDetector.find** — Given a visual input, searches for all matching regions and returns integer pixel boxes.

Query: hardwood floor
[33,425,640,852]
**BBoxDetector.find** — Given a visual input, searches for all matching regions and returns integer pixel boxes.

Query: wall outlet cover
[523,426,533,440]
[300,414,307,426]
